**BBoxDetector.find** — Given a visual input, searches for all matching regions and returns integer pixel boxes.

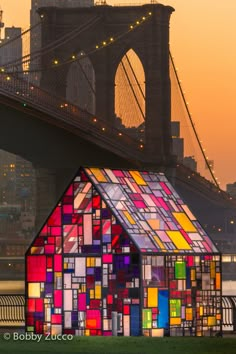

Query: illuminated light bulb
[140,144,144,149]
[148,12,152,15]
[110,37,114,41]
[118,132,122,136]
[142,16,146,20]
[40,14,44,18]
[136,21,140,25]
[93,118,97,122]
[102,127,106,131]
[54,59,59,65]
[72,55,76,59]
[6,76,10,81]
[1,68,5,72]
[130,25,134,29]
[103,41,106,46]
[230,220,234,224]
[96,45,99,49]
[64,103,68,107]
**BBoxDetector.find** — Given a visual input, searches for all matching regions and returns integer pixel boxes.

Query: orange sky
[1,0,236,189]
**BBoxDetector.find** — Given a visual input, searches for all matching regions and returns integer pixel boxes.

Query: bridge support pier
[34,167,75,230]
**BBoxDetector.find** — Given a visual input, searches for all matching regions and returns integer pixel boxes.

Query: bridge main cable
[169,50,220,188]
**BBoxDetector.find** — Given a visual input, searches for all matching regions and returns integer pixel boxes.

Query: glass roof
[84,167,219,254]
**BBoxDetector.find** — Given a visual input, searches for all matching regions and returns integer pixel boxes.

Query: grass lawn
[0,336,235,354]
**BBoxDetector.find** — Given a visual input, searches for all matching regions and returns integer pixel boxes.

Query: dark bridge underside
[1,93,236,244]
[0,94,141,170]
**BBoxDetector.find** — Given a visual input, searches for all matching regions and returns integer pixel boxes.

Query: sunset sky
[0,0,235,189]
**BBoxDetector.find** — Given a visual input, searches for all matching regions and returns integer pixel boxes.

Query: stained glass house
[26,167,222,337]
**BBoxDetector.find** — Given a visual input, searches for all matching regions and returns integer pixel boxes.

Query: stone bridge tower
[39,3,174,165]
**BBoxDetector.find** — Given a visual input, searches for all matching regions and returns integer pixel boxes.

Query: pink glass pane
[54,290,62,307]
[78,294,86,311]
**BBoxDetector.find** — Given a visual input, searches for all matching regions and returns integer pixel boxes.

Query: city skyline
[0,0,235,189]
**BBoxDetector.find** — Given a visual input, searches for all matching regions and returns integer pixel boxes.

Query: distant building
[0,27,22,73]
[171,121,184,162]
[183,156,197,172]
[30,0,94,85]
[0,150,36,211]
[226,182,236,199]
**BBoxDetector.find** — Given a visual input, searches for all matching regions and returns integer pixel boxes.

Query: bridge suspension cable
[0,11,152,75]
[0,20,42,50]
[169,51,220,188]
[120,59,145,122]
[1,15,102,72]
[124,53,145,100]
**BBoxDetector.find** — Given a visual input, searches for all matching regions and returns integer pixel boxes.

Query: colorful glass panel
[26,167,221,337]
[85,168,219,253]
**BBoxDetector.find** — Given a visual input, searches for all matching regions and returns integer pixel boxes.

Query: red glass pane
[27,255,46,281]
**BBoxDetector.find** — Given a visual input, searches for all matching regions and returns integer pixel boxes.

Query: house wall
[26,173,141,336]
[142,254,221,336]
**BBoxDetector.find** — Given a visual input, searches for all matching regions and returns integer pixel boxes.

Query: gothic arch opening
[115,49,145,129]
[66,52,95,114]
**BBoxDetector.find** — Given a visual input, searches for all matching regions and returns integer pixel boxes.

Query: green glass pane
[170,299,181,317]
[175,261,186,279]
[142,309,152,328]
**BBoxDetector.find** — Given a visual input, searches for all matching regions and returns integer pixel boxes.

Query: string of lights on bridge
[0,10,153,75]
[51,11,153,70]
[0,10,154,152]
[0,9,229,195]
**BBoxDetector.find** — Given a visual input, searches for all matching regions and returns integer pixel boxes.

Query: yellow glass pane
[28,283,40,298]
[129,171,147,185]
[95,285,101,299]
[199,306,203,316]
[216,273,221,289]
[31,247,42,254]
[167,231,191,250]
[87,258,95,267]
[210,261,216,278]
[147,219,160,230]
[90,289,94,299]
[186,308,193,321]
[208,316,216,326]
[85,329,90,336]
[123,210,135,225]
[170,317,181,325]
[89,168,107,182]
[172,212,197,232]
[147,288,158,307]
[191,269,196,280]
[154,236,165,250]
[151,329,164,337]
